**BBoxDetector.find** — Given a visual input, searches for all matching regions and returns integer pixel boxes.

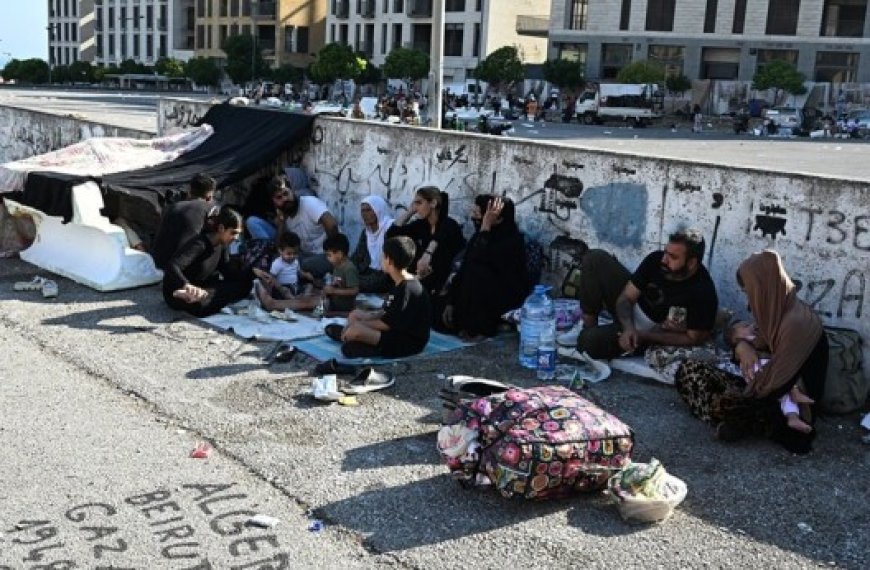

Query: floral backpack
[439,386,634,500]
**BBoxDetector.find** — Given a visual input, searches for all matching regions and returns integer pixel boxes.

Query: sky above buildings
[0,1,48,65]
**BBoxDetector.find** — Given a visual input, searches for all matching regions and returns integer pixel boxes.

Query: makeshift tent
[2,104,314,292]
[9,103,314,226]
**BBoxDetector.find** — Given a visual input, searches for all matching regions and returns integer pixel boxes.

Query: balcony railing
[516,15,549,37]
[407,0,432,18]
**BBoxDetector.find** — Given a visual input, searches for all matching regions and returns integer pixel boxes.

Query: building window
[160,35,167,58]
[220,25,228,46]
[96,34,103,57]
[472,22,480,57]
[649,44,685,76]
[133,35,140,57]
[242,0,251,17]
[619,0,631,30]
[701,47,740,79]
[704,0,718,33]
[601,43,632,79]
[232,0,240,17]
[569,0,588,30]
[297,26,309,53]
[646,0,676,32]
[392,23,402,49]
[147,6,153,28]
[393,0,404,13]
[445,0,465,11]
[147,35,153,57]
[732,0,747,33]
[766,0,800,35]
[198,0,205,16]
[815,51,859,82]
[207,0,213,18]
[109,34,115,55]
[556,42,588,66]
[108,7,115,29]
[285,26,295,51]
[820,0,867,38]
[381,22,387,53]
[221,0,228,17]
[756,48,798,71]
[339,24,348,45]
[207,25,213,49]
[444,23,463,56]
[330,24,335,43]
[197,25,205,48]
[384,0,389,13]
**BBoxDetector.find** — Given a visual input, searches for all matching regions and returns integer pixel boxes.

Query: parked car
[840,109,870,138]
[763,107,805,134]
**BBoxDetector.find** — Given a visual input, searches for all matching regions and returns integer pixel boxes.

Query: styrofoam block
[4,197,162,292]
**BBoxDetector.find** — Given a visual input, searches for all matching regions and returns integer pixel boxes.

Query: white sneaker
[557,322,583,347]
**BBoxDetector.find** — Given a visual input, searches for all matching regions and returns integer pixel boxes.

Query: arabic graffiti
[162,103,203,130]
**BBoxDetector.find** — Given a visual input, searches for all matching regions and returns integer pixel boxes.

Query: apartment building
[47,0,196,67]
[547,0,870,83]
[324,0,549,84]
[193,0,327,69]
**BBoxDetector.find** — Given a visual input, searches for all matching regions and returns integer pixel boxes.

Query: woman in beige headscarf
[676,250,828,454]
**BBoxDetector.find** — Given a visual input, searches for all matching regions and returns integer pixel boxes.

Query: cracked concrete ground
[0,256,867,569]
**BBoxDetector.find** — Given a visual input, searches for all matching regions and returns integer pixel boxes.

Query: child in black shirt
[333,236,431,358]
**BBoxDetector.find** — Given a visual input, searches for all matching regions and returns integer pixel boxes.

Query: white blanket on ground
[0,124,214,192]
[202,312,345,342]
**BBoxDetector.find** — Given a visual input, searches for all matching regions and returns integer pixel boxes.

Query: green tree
[309,42,364,85]
[269,63,302,85]
[752,59,807,104]
[616,60,665,84]
[222,34,267,84]
[52,64,71,84]
[4,58,49,83]
[382,47,429,84]
[542,58,585,95]
[665,74,692,112]
[473,46,525,93]
[185,57,221,87]
[68,60,95,83]
[356,57,382,87]
[118,58,145,74]
[155,57,186,78]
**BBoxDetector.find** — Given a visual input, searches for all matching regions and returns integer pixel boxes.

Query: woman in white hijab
[350,195,395,293]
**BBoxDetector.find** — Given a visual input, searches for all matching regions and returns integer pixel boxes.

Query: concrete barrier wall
[305,117,870,371]
[0,105,150,164]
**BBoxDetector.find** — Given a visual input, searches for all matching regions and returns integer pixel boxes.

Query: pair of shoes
[341,367,395,394]
[313,358,357,376]
[13,276,46,292]
[556,322,583,347]
[324,323,344,342]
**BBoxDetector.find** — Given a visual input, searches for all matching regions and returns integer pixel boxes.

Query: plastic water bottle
[536,328,556,381]
[519,285,555,369]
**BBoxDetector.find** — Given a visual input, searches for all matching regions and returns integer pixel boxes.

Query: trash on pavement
[247,514,280,528]
[189,441,213,458]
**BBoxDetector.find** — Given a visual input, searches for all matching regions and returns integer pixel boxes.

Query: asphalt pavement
[1,257,867,569]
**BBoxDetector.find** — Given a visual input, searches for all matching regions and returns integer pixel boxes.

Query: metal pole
[46,25,53,84]
[428,0,444,129]
[251,0,258,92]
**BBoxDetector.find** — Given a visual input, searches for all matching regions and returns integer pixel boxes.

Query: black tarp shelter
[12,103,314,226]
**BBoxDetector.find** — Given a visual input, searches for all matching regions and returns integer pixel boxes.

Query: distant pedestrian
[693,104,703,133]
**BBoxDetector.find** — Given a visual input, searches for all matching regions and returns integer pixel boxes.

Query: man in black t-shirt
[575,229,719,359]
[151,174,218,271]
[338,236,431,358]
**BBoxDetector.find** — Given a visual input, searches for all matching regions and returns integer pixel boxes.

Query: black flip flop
[325,323,344,342]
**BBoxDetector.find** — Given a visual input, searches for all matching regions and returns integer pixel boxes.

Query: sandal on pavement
[313,358,358,376]
[324,323,344,342]
[341,367,395,394]
[41,280,58,299]
[13,276,46,292]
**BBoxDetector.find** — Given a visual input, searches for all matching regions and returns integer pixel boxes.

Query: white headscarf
[361,195,395,270]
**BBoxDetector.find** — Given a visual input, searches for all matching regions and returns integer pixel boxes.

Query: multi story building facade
[324,0,549,84]
[47,0,196,68]
[547,0,870,83]
[193,0,327,69]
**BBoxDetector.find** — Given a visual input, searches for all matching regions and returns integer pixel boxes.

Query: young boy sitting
[327,236,431,358]
[322,233,360,313]
[252,231,313,298]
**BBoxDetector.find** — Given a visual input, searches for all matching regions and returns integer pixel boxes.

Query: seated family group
[153,174,528,360]
[153,174,827,454]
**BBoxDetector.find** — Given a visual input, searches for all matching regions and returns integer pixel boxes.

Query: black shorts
[377,331,427,358]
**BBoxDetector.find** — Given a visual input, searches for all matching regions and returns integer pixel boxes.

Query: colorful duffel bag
[438,385,634,500]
